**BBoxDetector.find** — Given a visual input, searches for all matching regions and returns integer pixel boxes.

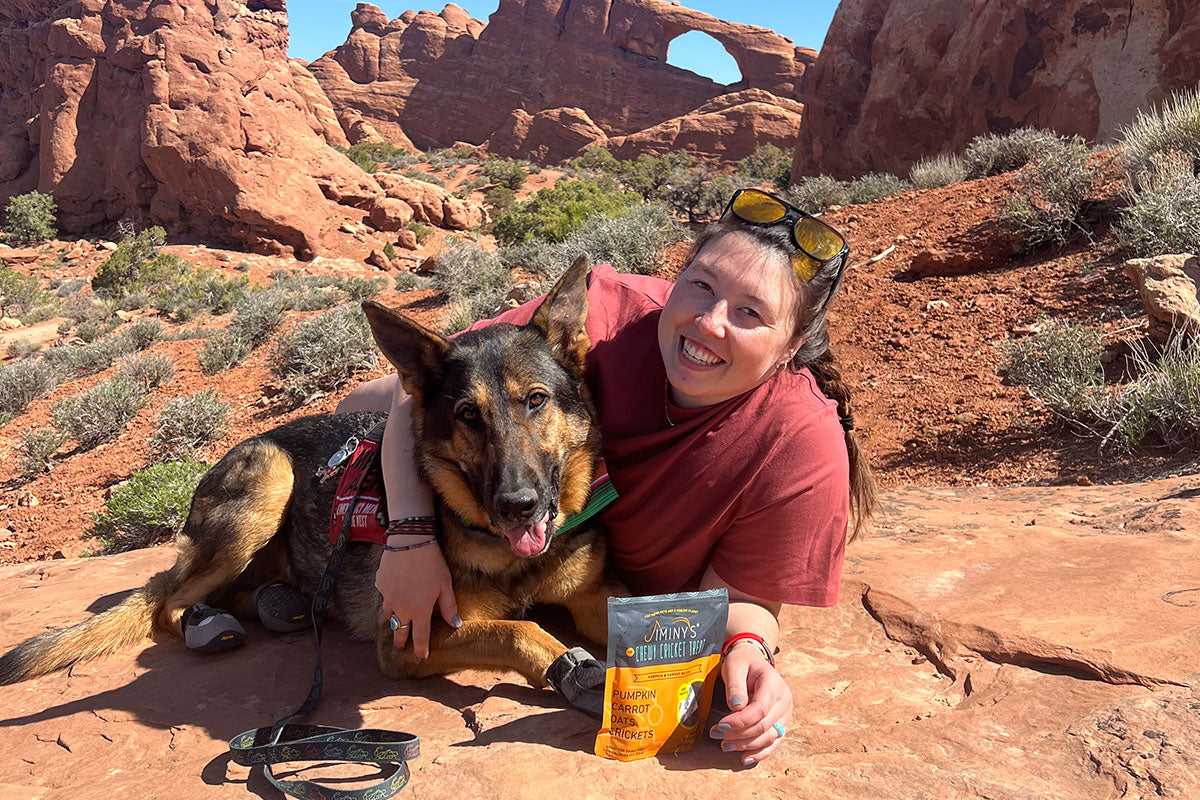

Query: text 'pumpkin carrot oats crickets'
[595,589,729,761]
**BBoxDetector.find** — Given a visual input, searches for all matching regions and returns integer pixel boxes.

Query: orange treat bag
[595,589,729,761]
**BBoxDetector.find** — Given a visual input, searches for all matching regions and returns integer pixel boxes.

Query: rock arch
[663,28,745,86]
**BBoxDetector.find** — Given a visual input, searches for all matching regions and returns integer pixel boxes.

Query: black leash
[228,421,420,799]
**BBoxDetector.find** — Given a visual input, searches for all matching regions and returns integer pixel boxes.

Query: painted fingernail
[452,615,463,628]
[709,728,724,739]
[717,723,731,731]
[416,656,426,663]
[721,741,735,751]
[743,757,756,766]
[730,696,745,708]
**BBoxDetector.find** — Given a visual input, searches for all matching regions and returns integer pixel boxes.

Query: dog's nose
[496,489,539,522]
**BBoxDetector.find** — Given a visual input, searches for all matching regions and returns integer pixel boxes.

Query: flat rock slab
[1,477,1198,799]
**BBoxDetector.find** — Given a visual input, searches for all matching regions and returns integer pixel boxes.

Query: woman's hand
[375,538,460,658]
[711,643,793,766]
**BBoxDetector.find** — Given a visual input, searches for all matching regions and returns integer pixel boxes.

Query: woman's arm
[699,565,792,766]
[337,376,459,658]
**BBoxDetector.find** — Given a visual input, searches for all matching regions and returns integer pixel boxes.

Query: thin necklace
[664,380,677,427]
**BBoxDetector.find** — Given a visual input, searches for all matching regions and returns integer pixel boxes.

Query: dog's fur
[0,257,624,688]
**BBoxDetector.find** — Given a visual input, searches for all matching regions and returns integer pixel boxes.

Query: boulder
[793,0,1200,180]
[308,1,814,164]
[1123,253,1200,343]
[374,173,483,231]
[1,475,1199,797]
[369,197,415,232]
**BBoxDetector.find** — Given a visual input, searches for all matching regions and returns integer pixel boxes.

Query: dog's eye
[527,391,548,410]
[457,406,480,424]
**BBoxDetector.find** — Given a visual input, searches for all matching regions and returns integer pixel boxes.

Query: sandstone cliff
[793,0,1200,180]
[308,0,814,164]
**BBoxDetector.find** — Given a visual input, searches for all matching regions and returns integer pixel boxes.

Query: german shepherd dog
[0,257,624,690]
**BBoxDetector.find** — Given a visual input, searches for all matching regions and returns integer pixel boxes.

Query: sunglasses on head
[722,188,849,282]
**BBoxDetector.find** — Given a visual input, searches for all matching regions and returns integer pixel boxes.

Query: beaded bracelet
[382,536,437,553]
[385,516,436,537]
[721,632,776,668]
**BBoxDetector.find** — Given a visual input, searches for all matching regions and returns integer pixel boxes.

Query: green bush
[272,304,377,405]
[152,266,247,320]
[1115,150,1200,257]
[401,168,446,187]
[86,460,211,553]
[408,221,434,245]
[1000,135,1097,248]
[394,271,429,292]
[661,167,737,222]
[230,289,289,345]
[571,146,619,174]
[0,359,61,419]
[17,427,66,480]
[0,262,51,317]
[480,159,528,192]
[91,227,168,297]
[198,330,253,375]
[125,318,164,350]
[432,241,512,330]
[503,202,684,281]
[6,338,42,359]
[150,388,230,459]
[1113,333,1200,449]
[736,144,793,190]
[51,377,146,450]
[615,152,692,201]
[963,128,1062,178]
[1003,319,1104,417]
[117,351,175,390]
[1119,85,1200,178]
[42,328,140,377]
[909,153,967,189]
[340,142,410,174]
[4,191,58,245]
[483,185,517,215]
[847,173,911,204]
[491,179,639,245]
[787,175,851,214]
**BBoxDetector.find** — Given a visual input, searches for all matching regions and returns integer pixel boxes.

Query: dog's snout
[496,489,539,522]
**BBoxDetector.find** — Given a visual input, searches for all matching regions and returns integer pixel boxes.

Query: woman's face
[657,232,802,409]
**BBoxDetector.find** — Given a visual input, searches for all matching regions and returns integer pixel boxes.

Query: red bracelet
[385,516,436,536]
[722,632,776,667]
[382,536,437,553]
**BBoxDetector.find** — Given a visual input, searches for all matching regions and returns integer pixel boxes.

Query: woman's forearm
[380,379,435,520]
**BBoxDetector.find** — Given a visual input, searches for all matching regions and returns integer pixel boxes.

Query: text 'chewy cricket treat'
[595,589,729,761]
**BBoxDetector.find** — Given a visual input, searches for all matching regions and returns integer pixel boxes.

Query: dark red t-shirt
[470,264,849,606]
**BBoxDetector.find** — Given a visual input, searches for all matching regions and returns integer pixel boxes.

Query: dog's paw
[546,646,605,718]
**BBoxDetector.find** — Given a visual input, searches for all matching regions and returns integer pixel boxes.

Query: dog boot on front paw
[546,646,606,719]
[252,582,312,633]
[181,604,247,654]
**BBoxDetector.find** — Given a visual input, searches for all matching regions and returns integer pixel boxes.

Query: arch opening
[665,30,742,86]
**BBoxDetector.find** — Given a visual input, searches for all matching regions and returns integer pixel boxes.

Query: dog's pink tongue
[504,512,550,557]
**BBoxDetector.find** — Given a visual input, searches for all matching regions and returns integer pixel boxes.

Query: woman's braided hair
[683,221,876,541]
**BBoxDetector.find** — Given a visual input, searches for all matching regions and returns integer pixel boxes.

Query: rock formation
[308,1,814,164]
[0,0,478,258]
[1123,253,1200,343]
[793,0,1200,180]
[2,475,1198,797]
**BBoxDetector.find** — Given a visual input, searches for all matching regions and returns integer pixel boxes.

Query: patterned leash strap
[229,724,419,800]
[228,420,420,799]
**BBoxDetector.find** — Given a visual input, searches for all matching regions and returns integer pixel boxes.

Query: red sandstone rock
[309,1,812,164]
[793,0,1200,180]
[289,60,350,149]
[369,197,416,232]
[373,173,483,230]
[1123,253,1200,343]
[0,0,382,258]
[1,475,1198,797]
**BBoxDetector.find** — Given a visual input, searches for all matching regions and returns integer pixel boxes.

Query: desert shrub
[963,128,1062,178]
[6,338,42,359]
[152,266,247,320]
[401,168,446,187]
[17,427,67,479]
[19,301,59,325]
[125,318,164,350]
[86,460,211,553]
[339,276,385,302]
[1119,85,1200,178]
[1003,320,1104,418]
[661,168,737,222]
[51,376,145,450]
[408,221,434,245]
[54,277,88,297]
[909,153,967,189]
[504,202,685,280]
[4,191,58,245]
[74,317,116,343]
[0,262,51,317]
[736,144,793,190]
[150,388,230,459]
[1000,135,1097,248]
[614,152,692,201]
[1114,150,1200,257]
[1113,333,1200,449]
[117,351,174,390]
[394,271,429,292]
[847,172,911,204]
[480,159,528,192]
[43,328,139,377]
[0,359,61,418]
[230,289,289,345]
[62,293,112,325]
[483,186,517,215]
[571,146,619,174]
[91,227,167,297]
[340,142,409,174]
[491,179,639,245]
[272,304,377,404]
[787,175,851,214]
[432,241,512,329]
[198,330,252,375]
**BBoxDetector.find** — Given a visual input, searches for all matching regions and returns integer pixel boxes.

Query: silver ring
[388,615,410,631]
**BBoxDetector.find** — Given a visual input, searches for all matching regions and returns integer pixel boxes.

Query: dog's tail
[0,568,179,686]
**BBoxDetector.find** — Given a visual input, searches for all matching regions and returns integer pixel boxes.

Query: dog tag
[316,436,359,483]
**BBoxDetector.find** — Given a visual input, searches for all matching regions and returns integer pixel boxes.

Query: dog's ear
[531,254,590,374]
[362,300,450,398]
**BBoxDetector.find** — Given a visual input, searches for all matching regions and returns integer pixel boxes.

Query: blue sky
[288,1,839,84]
